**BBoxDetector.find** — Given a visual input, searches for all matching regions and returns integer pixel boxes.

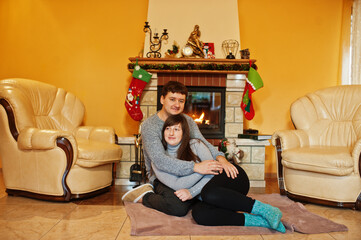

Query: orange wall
[0,0,148,137]
[0,0,349,173]
[238,0,347,174]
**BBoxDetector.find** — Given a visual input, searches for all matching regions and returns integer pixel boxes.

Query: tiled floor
[0,170,360,240]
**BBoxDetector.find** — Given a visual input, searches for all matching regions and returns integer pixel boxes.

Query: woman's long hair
[162,114,200,162]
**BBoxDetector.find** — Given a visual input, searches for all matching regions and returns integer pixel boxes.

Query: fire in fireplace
[157,86,225,139]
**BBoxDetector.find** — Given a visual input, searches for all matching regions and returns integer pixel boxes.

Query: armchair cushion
[76,138,122,167]
[74,126,121,167]
[282,146,354,176]
[74,126,117,143]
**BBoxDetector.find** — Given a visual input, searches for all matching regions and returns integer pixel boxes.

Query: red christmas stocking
[125,64,152,121]
[241,82,256,120]
[241,66,263,120]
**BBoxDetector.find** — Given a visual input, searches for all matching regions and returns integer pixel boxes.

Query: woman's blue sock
[244,213,286,233]
[251,200,283,229]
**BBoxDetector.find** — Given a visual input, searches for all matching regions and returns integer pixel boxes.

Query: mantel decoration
[219,138,243,164]
[143,22,169,58]
[241,62,264,120]
[184,25,205,58]
[165,41,179,58]
[128,62,257,72]
[222,39,239,59]
[240,48,250,59]
[124,60,152,121]
[204,43,215,59]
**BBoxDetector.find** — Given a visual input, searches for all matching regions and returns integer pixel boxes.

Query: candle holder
[144,22,169,58]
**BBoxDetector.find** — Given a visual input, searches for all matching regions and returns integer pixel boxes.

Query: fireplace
[117,58,268,188]
[128,57,254,142]
[157,86,225,139]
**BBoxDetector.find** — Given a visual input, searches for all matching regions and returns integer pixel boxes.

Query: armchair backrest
[0,78,85,132]
[291,85,361,147]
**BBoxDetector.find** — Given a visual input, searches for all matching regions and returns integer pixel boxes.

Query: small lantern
[222,40,239,59]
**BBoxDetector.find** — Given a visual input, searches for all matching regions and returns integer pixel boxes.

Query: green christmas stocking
[241,67,263,120]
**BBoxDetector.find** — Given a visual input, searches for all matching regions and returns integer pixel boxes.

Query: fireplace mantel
[128,57,257,74]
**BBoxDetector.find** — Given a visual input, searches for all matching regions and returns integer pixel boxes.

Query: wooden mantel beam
[128,57,257,74]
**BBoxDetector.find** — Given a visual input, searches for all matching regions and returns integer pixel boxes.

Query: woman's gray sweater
[141,112,224,183]
[152,139,214,197]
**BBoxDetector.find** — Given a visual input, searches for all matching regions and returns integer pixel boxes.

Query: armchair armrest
[74,126,116,144]
[271,129,309,195]
[17,127,77,201]
[18,127,77,151]
[271,129,309,150]
[351,139,361,175]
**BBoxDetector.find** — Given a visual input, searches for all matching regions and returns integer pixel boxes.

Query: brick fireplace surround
[116,58,270,187]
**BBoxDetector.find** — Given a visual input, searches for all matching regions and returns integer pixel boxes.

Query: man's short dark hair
[161,81,188,97]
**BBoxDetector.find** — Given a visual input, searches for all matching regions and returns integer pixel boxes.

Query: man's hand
[216,156,239,179]
[174,189,193,202]
[193,160,223,175]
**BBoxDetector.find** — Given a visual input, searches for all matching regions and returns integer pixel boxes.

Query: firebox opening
[157,86,225,139]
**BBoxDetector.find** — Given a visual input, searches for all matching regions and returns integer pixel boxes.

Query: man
[122,81,238,216]
[143,81,238,179]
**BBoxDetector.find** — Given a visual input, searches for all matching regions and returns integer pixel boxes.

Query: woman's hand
[174,189,193,202]
[193,160,223,175]
[216,156,239,179]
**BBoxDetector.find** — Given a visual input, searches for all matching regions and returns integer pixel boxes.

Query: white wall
[144,0,241,58]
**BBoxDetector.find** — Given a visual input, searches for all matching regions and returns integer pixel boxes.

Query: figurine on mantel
[165,41,180,58]
[240,48,250,59]
[184,25,205,58]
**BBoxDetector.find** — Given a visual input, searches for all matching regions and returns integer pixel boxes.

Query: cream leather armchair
[0,78,122,201]
[272,85,361,210]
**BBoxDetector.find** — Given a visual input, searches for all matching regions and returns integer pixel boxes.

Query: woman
[123,114,285,232]
[161,114,285,232]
